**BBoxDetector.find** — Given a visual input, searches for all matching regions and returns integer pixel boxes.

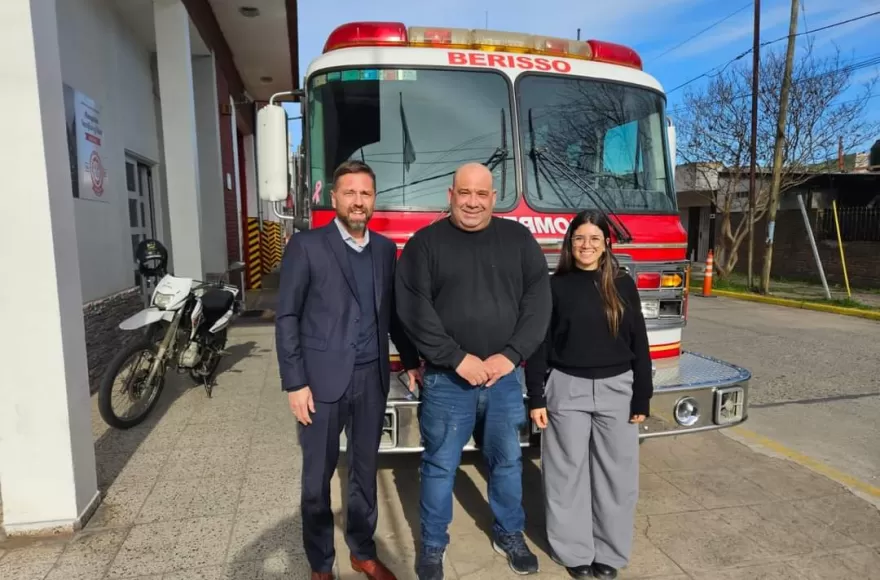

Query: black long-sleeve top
[395,217,552,370]
[524,267,653,416]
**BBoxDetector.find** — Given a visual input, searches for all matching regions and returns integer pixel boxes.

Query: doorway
[125,154,157,286]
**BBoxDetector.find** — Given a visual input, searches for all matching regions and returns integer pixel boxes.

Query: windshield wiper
[375,147,508,196]
[527,107,576,208]
[526,108,634,244]
[499,109,508,201]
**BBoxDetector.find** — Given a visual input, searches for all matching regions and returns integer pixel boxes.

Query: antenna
[485,11,488,28]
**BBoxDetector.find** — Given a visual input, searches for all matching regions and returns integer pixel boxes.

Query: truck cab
[256,21,751,452]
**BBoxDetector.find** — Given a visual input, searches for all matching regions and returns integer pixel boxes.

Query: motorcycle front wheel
[98,339,166,429]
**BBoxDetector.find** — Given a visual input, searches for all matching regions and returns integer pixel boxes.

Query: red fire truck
[256,21,751,452]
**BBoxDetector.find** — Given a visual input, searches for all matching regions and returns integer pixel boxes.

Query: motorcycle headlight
[153,292,174,309]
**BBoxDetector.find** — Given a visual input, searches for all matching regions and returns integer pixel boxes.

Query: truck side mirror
[666,116,676,180]
[257,103,289,202]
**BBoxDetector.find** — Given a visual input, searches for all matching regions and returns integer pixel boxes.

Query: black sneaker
[492,531,540,575]
[416,545,445,580]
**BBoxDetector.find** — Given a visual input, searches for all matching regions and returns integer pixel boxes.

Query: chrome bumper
[339,350,750,454]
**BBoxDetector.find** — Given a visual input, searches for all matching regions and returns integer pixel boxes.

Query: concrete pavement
[686,296,880,494]
[1,320,879,580]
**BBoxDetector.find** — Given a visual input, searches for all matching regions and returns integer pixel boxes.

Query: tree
[675,42,878,279]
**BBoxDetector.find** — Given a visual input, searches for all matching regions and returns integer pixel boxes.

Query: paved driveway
[685,296,880,494]
[1,319,879,579]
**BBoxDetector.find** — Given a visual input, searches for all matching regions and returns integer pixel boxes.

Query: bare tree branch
[675,43,879,277]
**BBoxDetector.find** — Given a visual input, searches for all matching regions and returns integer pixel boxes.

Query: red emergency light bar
[322,21,643,70]
[587,39,643,70]
[323,22,407,52]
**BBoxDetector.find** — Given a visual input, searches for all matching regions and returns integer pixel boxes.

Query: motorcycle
[98,239,244,429]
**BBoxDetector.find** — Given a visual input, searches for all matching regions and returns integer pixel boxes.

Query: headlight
[153,292,174,309]
[674,396,700,427]
[641,300,660,319]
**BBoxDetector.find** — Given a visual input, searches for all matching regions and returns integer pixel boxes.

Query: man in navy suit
[275,160,421,580]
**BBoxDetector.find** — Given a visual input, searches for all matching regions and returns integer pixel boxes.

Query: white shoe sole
[492,541,540,575]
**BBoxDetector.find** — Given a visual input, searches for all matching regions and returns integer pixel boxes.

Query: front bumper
[339,350,751,454]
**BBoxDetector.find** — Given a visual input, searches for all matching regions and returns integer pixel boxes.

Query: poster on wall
[63,84,108,202]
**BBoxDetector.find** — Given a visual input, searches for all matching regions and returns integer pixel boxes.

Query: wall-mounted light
[238,6,260,17]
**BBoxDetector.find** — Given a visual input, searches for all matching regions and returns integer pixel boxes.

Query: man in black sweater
[395,163,552,580]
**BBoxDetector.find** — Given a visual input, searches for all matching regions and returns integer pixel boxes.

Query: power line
[654,3,753,60]
[667,9,880,94]
[666,53,880,115]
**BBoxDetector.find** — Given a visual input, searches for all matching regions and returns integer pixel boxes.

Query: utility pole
[760,0,799,294]
[747,0,761,290]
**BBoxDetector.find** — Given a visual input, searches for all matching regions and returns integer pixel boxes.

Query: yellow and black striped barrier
[246,217,262,289]
[260,221,283,273]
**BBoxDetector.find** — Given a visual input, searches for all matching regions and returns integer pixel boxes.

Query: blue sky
[283,0,880,154]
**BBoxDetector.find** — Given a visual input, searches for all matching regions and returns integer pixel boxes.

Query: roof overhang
[195,0,300,102]
[111,0,299,103]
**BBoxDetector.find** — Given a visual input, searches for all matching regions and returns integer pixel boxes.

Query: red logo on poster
[89,150,105,196]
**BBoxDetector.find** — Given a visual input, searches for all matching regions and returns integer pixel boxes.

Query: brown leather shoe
[311,572,334,580]
[350,554,397,580]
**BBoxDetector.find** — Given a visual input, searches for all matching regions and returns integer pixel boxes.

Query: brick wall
[731,210,880,288]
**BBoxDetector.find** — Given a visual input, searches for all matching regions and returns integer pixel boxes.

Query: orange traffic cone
[701,249,715,297]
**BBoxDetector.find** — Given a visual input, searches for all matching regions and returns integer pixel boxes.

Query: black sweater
[524,267,653,416]
[394,217,552,370]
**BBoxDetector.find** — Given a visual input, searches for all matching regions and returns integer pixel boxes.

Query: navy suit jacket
[275,222,420,403]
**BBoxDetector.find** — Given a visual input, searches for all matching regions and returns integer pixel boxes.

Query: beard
[338,209,370,232]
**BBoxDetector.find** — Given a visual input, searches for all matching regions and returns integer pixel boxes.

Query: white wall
[56,0,231,299]
[57,0,163,303]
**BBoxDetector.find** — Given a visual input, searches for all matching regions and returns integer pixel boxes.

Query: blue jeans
[419,367,528,549]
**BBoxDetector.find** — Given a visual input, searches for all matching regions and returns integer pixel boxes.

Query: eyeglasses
[572,235,605,247]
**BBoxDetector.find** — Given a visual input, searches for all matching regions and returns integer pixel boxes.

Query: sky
[283,0,880,156]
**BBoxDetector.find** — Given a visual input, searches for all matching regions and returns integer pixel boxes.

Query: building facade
[0,0,298,537]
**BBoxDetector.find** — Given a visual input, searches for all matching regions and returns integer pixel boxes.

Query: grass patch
[688,279,878,312]
[825,297,872,309]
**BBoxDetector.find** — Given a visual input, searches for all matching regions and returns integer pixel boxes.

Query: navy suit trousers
[298,359,385,571]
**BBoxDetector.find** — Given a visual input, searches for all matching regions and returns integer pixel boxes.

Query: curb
[692,288,880,321]
[726,427,880,505]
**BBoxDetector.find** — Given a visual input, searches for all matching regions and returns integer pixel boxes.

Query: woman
[525,209,652,580]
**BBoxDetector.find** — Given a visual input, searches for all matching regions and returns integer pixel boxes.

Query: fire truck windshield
[306,67,517,211]
[517,74,677,214]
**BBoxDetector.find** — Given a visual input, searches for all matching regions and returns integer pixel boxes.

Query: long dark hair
[555,210,626,337]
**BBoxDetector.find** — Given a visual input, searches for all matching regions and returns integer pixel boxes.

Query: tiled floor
[1,322,879,579]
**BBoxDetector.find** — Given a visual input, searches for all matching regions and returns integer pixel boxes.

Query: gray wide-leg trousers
[541,368,640,569]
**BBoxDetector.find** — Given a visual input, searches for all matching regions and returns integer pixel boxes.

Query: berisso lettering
[448,51,572,73]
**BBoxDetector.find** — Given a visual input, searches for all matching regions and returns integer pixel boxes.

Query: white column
[231,97,247,300]
[244,134,260,218]
[0,0,99,535]
[192,54,227,276]
[154,0,204,279]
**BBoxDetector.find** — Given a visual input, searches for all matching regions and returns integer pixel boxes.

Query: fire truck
[256,21,751,453]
